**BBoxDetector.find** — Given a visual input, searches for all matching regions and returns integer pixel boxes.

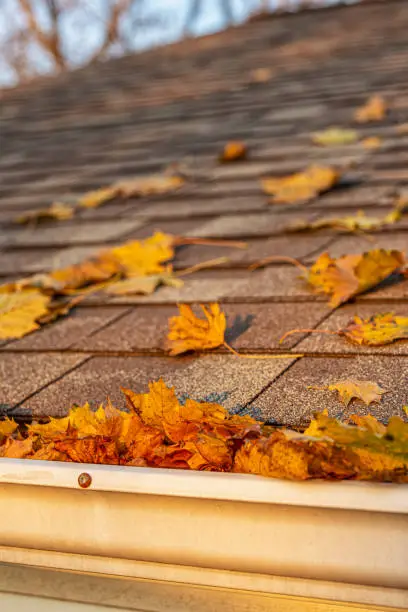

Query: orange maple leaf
[166,303,226,356]
[354,95,387,123]
[306,249,405,307]
[219,141,247,162]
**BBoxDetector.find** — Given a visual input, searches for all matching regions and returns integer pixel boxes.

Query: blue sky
[0,1,355,85]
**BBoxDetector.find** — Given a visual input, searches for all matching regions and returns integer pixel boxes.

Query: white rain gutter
[0,459,407,611]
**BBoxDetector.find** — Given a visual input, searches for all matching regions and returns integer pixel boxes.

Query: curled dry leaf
[354,95,387,123]
[311,127,358,146]
[341,313,408,346]
[309,380,387,407]
[306,249,405,307]
[78,187,117,209]
[115,175,184,198]
[287,209,398,234]
[280,312,408,347]
[1,379,407,482]
[262,165,339,205]
[167,303,226,356]
[15,202,75,225]
[219,141,247,162]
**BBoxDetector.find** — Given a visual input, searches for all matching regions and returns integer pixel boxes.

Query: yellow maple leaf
[287,210,392,234]
[219,141,247,162]
[15,202,74,225]
[354,95,387,123]
[104,271,183,296]
[262,165,339,205]
[0,290,50,339]
[78,187,117,209]
[341,313,408,346]
[311,127,358,146]
[306,249,405,307]
[167,303,226,356]
[115,175,184,198]
[311,380,387,407]
[108,232,174,276]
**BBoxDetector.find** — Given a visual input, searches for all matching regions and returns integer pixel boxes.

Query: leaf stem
[248,255,308,273]
[174,236,247,249]
[279,328,339,344]
[223,341,302,360]
[176,257,230,277]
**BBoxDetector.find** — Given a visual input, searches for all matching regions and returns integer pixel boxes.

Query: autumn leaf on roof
[32,253,121,294]
[78,187,117,209]
[311,127,358,146]
[341,313,408,346]
[219,141,247,162]
[15,202,74,225]
[309,380,387,407]
[361,136,382,150]
[261,165,339,205]
[115,174,184,198]
[354,95,387,123]
[108,232,175,276]
[280,312,408,347]
[167,303,226,356]
[306,249,405,307]
[166,303,302,360]
[250,67,272,82]
[104,272,183,296]
[0,290,51,339]
[286,209,398,234]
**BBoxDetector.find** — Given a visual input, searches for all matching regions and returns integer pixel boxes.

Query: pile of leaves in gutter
[0,379,407,482]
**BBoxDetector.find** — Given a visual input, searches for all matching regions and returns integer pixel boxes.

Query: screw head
[78,472,92,489]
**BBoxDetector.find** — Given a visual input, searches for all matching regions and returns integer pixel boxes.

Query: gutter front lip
[0,458,407,514]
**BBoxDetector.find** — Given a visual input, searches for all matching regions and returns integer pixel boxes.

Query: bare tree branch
[17,0,66,69]
[89,0,133,62]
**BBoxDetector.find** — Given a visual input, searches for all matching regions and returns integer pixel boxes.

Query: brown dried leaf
[115,175,184,198]
[15,202,74,225]
[311,380,387,407]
